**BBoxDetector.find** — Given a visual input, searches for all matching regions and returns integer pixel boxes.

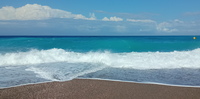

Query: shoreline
[1,78,200,89]
[78,78,200,88]
[1,79,200,99]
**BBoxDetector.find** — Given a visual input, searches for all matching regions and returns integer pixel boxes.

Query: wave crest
[0,48,200,69]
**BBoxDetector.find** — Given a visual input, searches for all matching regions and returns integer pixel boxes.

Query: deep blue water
[0,36,200,88]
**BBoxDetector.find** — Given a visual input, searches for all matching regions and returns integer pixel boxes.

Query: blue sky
[0,0,200,36]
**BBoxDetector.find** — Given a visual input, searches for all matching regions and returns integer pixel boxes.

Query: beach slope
[1,79,200,99]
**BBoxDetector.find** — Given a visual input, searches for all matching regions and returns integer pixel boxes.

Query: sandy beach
[1,79,200,99]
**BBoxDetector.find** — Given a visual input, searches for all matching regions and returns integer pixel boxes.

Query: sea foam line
[0,48,200,69]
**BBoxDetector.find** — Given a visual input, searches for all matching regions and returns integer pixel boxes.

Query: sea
[0,36,200,88]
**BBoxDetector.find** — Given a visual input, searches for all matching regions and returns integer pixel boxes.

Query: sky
[0,0,200,36]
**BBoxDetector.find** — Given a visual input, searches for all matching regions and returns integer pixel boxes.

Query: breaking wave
[1,48,200,69]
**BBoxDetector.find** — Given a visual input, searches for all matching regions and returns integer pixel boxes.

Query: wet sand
[1,79,200,99]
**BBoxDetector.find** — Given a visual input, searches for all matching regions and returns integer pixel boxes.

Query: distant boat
[193,37,197,39]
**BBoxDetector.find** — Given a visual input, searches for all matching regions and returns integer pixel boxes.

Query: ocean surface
[0,36,200,88]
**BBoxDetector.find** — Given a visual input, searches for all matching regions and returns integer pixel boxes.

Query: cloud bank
[0,4,199,35]
[127,19,155,23]
[0,4,95,20]
[156,22,178,32]
[102,16,123,21]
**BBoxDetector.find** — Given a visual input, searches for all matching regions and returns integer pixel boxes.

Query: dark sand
[1,79,200,99]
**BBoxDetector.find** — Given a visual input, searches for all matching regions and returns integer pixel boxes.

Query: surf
[0,48,200,69]
[1,36,200,87]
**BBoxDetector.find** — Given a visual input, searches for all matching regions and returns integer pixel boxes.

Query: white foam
[0,48,200,69]
[25,62,106,81]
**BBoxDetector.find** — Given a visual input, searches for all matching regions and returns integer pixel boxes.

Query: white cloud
[174,19,184,23]
[156,22,178,32]
[155,19,200,33]
[74,13,96,20]
[102,17,110,21]
[127,19,156,23]
[102,16,123,21]
[88,13,96,20]
[0,4,95,20]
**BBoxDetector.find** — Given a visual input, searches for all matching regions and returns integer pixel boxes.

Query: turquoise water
[0,36,199,52]
[0,36,200,88]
